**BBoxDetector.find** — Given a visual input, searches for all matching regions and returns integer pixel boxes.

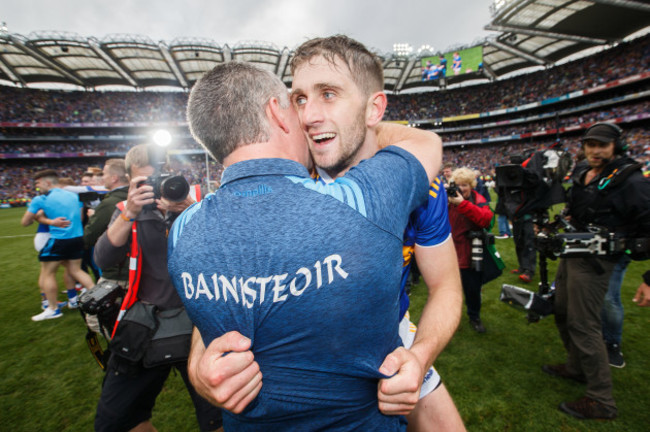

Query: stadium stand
[1,18,648,204]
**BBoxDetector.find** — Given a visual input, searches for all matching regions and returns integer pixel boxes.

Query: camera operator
[447,168,494,333]
[92,144,221,432]
[543,122,650,420]
[509,154,536,283]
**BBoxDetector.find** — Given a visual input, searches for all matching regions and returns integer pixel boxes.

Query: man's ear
[267,97,290,134]
[366,91,387,128]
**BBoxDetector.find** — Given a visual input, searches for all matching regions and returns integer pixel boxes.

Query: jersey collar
[221,158,310,187]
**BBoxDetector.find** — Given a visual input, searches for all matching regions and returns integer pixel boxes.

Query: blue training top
[168,147,428,431]
[316,170,451,320]
[28,189,83,239]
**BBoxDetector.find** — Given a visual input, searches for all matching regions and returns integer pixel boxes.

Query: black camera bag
[143,307,193,367]
[110,301,158,363]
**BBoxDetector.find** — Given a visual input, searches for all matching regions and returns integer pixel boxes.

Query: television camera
[497,147,649,322]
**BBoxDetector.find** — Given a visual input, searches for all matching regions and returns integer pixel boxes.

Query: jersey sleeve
[344,146,429,239]
[413,178,452,247]
[27,195,45,214]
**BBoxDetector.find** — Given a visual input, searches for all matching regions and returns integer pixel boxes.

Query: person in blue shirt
[438,55,448,76]
[187,36,465,431]
[452,52,462,75]
[21,169,95,321]
[169,59,440,431]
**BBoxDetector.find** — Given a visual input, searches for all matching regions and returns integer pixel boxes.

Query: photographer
[543,123,650,420]
[93,144,221,432]
[447,168,494,333]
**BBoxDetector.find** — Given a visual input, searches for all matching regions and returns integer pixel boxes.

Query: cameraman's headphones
[583,122,628,155]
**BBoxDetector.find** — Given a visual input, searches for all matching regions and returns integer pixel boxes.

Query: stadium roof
[0,0,648,92]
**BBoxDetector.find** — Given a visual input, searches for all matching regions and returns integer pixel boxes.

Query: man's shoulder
[99,188,128,208]
[51,187,80,202]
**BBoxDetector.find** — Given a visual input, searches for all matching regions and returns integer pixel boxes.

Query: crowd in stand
[1,34,648,202]
[0,89,187,123]
[2,99,648,157]
[0,35,647,125]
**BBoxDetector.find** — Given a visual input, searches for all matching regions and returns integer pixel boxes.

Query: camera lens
[161,175,190,202]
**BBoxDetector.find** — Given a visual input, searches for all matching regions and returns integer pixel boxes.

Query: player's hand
[633,282,650,307]
[124,176,155,218]
[189,331,262,413]
[50,217,71,228]
[377,346,424,416]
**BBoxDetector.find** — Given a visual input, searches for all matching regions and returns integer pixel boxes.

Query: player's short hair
[451,167,477,189]
[187,62,290,163]
[103,159,128,183]
[442,162,456,170]
[33,169,59,183]
[290,35,384,97]
[58,177,75,186]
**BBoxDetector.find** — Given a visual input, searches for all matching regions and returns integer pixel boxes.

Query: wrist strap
[120,212,135,222]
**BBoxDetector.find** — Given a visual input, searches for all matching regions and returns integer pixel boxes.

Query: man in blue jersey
[187,36,465,431]
[169,60,440,431]
[22,169,95,321]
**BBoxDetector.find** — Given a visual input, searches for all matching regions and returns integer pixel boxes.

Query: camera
[446,181,459,198]
[78,191,103,203]
[138,173,190,203]
[79,280,126,335]
[500,284,554,322]
[79,280,126,316]
[468,230,484,272]
[137,144,191,210]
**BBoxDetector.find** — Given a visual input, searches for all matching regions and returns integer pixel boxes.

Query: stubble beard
[317,109,368,179]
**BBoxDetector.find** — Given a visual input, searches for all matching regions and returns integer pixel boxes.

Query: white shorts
[399,311,442,399]
[34,232,51,252]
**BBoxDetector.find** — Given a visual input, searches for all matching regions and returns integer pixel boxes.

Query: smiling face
[291,55,370,178]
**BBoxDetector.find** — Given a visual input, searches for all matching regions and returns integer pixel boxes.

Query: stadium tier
[1,34,648,203]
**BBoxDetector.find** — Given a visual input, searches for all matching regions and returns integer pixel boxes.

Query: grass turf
[1,205,648,431]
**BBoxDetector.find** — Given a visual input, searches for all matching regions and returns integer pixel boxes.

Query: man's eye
[323,92,335,100]
[294,96,306,106]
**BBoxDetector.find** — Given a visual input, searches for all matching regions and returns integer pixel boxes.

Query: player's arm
[410,240,462,369]
[21,210,36,227]
[34,210,70,228]
[375,122,442,184]
[188,329,263,413]
[377,239,462,416]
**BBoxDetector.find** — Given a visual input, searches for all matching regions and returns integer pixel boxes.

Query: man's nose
[300,99,324,127]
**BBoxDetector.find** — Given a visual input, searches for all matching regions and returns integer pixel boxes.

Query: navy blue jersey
[317,170,451,320]
[168,147,428,431]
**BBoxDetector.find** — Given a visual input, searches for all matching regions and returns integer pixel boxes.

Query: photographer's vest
[111,184,202,338]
